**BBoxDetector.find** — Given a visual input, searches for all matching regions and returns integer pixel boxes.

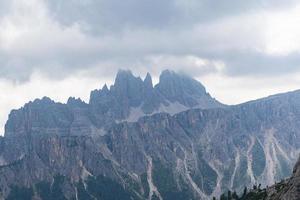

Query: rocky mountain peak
[111,69,144,101]
[155,70,218,108]
[67,97,87,108]
[143,72,153,89]
[2,70,300,200]
[115,69,134,79]
[101,84,109,93]
[157,70,207,96]
[34,96,54,104]
[113,69,143,89]
[7,69,224,135]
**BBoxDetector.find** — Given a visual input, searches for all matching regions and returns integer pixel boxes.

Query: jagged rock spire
[144,72,153,89]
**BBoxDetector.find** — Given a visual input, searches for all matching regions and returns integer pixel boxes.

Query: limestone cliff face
[1,70,300,200]
[263,157,300,200]
[287,158,300,199]
[88,70,223,127]
[5,70,223,137]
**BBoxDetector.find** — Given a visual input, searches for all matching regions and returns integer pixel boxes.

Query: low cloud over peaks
[0,0,300,81]
[1,0,300,133]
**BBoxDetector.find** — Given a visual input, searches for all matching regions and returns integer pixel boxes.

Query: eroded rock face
[288,158,300,198]
[156,70,216,108]
[264,158,300,200]
[239,157,300,200]
[1,70,300,200]
[293,158,300,177]
[88,70,223,127]
[5,70,223,137]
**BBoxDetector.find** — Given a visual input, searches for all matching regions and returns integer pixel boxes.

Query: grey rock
[89,69,223,127]
[1,71,300,200]
[156,70,224,109]
[264,157,300,200]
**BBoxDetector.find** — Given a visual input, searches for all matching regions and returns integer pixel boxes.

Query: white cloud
[264,4,300,55]
[140,54,225,76]
[0,0,300,80]
[199,71,300,105]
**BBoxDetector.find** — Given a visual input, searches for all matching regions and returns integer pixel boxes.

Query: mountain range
[0,70,300,200]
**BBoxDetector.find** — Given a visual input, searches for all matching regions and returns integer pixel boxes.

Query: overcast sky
[1,0,300,134]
